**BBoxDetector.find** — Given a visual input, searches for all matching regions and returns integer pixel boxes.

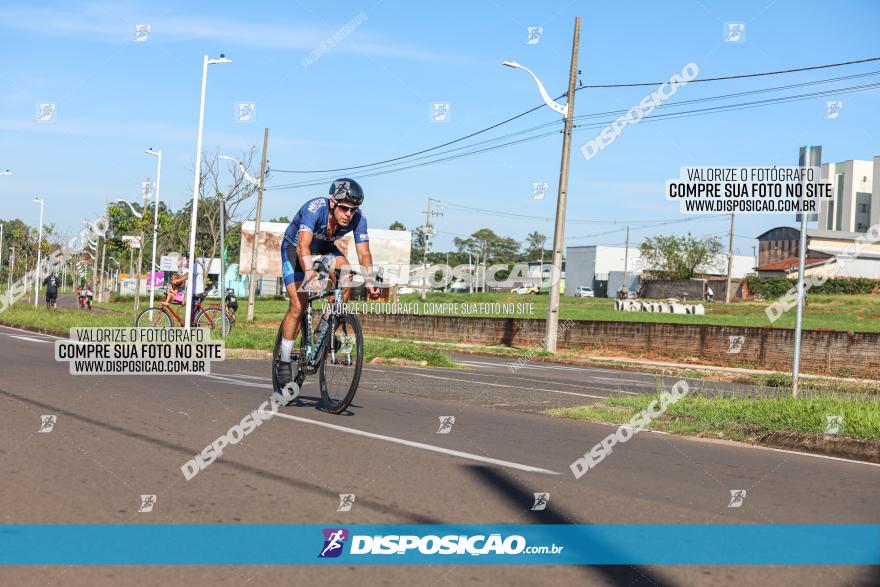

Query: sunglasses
[336,204,358,213]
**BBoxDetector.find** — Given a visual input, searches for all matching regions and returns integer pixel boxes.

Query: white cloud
[1,5,479,65]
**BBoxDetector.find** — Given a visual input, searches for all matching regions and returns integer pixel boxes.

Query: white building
[818,156,879,233]
[565,245,754,298]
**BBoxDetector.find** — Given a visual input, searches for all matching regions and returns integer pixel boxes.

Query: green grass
[100,291,880,333]
[548,392,880,441]
[289,291,880,333]
[0,301,456,368]
[0,303,130,334]
[364,337,457,367]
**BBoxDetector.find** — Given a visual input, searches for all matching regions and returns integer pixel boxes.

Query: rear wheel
[319,314,363,414]
[135,306,173,328]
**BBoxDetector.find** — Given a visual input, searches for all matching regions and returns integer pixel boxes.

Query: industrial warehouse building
[564,245,754,298]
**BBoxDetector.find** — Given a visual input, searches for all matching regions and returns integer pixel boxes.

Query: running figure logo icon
[138,494,157,513]
[531,492,550,511]
[524,27,543,45]
[824,415,844,435]
[724,22,745,43]
[531,182,549,200]
[318,528,349,558]
[728,489,747,508]
[824,101,843,120]
[437,416,455,434]
[337,494,356,512]
[38,415,57,433]
[727,335,745,354]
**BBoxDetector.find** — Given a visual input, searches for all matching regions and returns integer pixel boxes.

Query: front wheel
[197,307,232,337]
[319,314,363,414]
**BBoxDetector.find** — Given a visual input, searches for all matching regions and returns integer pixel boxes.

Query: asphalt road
[0,323,878,586]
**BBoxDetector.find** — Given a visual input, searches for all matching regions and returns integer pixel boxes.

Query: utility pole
[247,127,269,322]
[724,212,736,303]
[420,197,443,300]
[99,239,107,302]
[219,194,227,334]
[544,16,580,353]
[792,145,822,398]
[0,223,4,290]
[8,246,14,290]
[93,237,101,301]
[622,225,630,298]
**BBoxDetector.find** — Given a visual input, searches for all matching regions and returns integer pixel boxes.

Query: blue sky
[1,0,879,257]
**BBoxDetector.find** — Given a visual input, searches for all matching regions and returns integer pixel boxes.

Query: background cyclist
[275,178,379,391]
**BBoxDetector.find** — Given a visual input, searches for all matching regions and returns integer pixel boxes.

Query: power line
[265,80,880,190]
[567,215,727,241]
[270,71,879,186]
[269,57,879,175]
[577,56,880,88]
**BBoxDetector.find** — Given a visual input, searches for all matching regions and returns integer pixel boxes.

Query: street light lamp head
[33,197,43,204]
[0,169,11,176]
[208,53,232,65]
[502,60,521,69]
[145,148,160,157]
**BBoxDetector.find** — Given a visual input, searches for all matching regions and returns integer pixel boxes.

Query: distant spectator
[43,273,59,310]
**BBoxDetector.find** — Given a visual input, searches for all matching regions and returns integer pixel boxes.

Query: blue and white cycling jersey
[281,197,369,285]
[283,197,369,250]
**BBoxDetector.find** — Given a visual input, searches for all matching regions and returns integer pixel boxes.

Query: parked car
[574,286,595,298]
[512,285,539,295]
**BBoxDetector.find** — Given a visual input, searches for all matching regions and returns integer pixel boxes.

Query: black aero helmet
[329,178,364,206]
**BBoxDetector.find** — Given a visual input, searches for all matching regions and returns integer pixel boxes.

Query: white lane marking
[262,409,560,475]
[202,374,273,389]
[453,360,647,394]
[460,359,654,378]
[361,368,609,399]
[457,359,732,388]
[7,334,52,344]
[0,325,63,338]
[209,372,268,381]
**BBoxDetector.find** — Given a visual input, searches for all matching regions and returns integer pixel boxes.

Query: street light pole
[185,53,231,331]
[503,16,580,352]
[247,128,269,322]
[32,198,44,307]
[145,149,163,312]
[725,212,736,303]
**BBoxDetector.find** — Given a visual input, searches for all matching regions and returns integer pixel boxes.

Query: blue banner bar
[0,525,877,565]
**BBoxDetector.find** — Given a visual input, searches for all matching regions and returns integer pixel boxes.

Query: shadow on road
[466,465,680,587]
[1,386,443,524]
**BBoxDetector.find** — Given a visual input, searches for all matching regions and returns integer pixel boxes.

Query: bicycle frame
[152,299,214,328]
[300,283,349,368]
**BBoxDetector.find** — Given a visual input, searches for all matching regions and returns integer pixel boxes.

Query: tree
[524,231,549,261]
[639,233,724,280]
[389,221,406,231]
[196,147,261,270]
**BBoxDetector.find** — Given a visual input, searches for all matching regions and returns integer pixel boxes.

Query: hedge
[746,275,880,298]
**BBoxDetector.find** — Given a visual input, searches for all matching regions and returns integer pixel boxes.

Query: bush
[746,275,880,298]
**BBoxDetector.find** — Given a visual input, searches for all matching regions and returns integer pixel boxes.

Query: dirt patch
[225,348,272,360]
[754,431,880,463]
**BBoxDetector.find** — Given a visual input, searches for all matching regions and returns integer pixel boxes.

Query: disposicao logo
[318,528,348,558]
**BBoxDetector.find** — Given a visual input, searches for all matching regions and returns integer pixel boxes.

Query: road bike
[271,265,364,414]
[134,291,232,336]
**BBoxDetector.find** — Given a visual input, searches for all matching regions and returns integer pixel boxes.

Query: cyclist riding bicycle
[274,178,380,395]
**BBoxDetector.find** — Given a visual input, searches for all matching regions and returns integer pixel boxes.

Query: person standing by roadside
[43,272,59,310]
